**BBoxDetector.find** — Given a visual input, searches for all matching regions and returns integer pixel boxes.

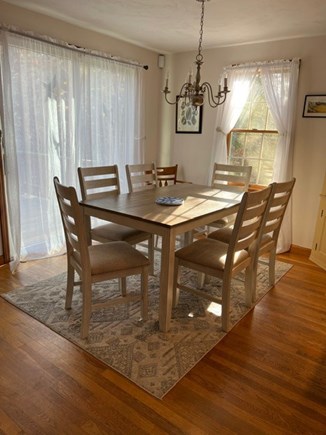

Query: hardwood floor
[0,250,325,434]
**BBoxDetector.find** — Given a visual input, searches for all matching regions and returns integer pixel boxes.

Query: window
[227,76,278,185]
[0,30,144,264]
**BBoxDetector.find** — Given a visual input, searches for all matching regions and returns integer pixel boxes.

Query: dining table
[80,183,243,332]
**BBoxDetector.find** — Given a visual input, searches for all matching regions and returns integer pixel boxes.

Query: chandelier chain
[196,0,205,62]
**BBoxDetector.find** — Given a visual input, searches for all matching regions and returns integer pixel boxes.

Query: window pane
[230,132,245,157]
[235,102,250,128]
[266,110,277,130]
[245,133,263,158]
[245,159,259,183]
[250,102,268,129]
[262,134,278,159]
[258,161,274,184]
[229,157,242,166]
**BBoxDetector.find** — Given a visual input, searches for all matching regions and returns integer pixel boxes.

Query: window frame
[227,128,279,190]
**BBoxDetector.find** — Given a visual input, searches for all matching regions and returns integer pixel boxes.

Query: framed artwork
[302,94,326,118]
[175,97,203,133]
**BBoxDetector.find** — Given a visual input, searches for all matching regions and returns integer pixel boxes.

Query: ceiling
[4,0,326,53]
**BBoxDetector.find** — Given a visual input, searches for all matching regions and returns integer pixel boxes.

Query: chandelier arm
[216,93,228,106]
[163,82,191,105]
[202,81,230,107]
[202,82,219,108]
[163,93,178,105]
[179,82,191,96]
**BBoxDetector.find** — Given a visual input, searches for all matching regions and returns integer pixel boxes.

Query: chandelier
[163,0,230,108]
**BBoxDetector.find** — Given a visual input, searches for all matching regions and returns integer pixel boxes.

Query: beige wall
[1,0,325,250]
[0,0,163,163]
[168,37,326,249]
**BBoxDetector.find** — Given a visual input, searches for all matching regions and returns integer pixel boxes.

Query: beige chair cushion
[208,227,233,243]
[209,229,274,251]
[92,223,146,242]
[175,238,249,270]
[88,242,150,275]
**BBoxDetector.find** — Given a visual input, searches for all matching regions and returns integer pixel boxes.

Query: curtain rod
[227,58,301,70]
[0,25,149,70]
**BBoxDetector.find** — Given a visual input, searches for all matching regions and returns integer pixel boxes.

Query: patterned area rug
[2,253,292,399]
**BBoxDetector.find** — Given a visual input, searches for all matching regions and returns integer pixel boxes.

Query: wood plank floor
[0,249,325,434]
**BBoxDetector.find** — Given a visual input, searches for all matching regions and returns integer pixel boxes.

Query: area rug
[2,253,292,399]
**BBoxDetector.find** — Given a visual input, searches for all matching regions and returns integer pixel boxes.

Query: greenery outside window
[227,76,279,187]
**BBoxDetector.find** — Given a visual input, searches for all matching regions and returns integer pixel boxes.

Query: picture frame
[302,94,326,118]
[175,97,203,133]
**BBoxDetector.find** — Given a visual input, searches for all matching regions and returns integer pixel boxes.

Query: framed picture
[175,97,203,133]
[302,94,326,118]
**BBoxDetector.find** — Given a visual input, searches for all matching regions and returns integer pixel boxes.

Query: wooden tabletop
[81,183,242,230]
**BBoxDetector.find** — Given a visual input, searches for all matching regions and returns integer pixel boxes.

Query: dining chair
[156,164,192,186]
[173,185,272,332]
[125,162,157,192]
[53,176,149,339]
[155,164,193,247]
[208,178,296,301]
[211,163,252,192]
[208,163,252,231]
[78,165,154,275]
[156,164,178,186]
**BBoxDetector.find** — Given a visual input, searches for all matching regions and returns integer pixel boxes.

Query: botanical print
[176,98,203,133]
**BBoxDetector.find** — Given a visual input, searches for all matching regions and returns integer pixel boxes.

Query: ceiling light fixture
[162,0,230,108]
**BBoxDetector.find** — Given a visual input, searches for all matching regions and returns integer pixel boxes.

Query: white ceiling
[4,0,326,53]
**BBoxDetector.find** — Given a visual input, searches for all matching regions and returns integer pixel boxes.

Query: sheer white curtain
[209,67,257,175]
[260,58,300,251]
[0,30,145,271]
[210,59,299,252]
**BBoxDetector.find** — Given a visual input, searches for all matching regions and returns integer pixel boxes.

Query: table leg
[183,230,194,246]
[159,230,176,332]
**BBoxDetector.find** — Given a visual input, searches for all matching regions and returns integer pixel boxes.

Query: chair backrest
[211,163,252,193]
[226,185,272,270]
[125,163,157,192]
[53,177,89,270]
[78,165,121,201]
[156,165,178,187]
[261,178,296,244]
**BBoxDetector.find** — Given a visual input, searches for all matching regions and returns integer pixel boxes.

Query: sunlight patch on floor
[207,302,222,317]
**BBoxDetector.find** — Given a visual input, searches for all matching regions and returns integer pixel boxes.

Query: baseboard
[290,244,311,257]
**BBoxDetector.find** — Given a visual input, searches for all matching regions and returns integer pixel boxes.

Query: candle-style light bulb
[165,71,169,88]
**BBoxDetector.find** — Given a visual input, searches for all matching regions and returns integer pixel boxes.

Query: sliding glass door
[0,30,145,269]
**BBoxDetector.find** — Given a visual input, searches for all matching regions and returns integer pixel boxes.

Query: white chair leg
[197,272,205,289]
[148,235,155,276]
[141,267,148,321]
[221,277,232,332]
[81,278,92,339]
[121,277,127,296]
[65,261,74,309]
[269,249,276,286]
[173,260,180,308]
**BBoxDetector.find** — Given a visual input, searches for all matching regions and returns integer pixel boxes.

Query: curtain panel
[0,30,145,271]
[210,58,300,252]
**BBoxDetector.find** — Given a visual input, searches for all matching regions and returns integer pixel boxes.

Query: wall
[167,37,326,249]
[1,0,325,250]
[0,0,163,163]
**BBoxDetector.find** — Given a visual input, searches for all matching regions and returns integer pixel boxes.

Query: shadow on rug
[2,254,292,399]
